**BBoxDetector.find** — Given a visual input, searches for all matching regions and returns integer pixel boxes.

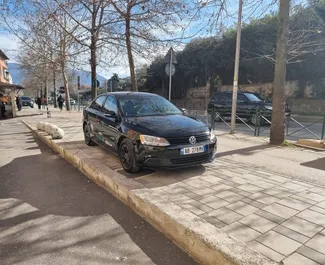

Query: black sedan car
[207,91,290,125]
[21,96,34,108]
[83,92,217,173]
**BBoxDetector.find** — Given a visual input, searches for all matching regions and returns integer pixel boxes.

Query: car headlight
[210,130,216,141]
[265,106,272,110]
[139,135,170,147]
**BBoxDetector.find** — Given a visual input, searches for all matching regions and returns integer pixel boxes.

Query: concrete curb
[22,119,278,265]
[295,139,325,151]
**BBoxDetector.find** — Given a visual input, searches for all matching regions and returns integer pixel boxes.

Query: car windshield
[244,93,261,102]
[119,96,182,117]
[21,97,30,100]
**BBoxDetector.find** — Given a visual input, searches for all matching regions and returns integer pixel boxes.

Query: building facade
[0,50,10,84]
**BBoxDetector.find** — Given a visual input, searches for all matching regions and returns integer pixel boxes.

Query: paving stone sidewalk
[22,113,325,265]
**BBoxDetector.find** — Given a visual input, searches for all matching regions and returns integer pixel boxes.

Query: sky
[0,0,279,81]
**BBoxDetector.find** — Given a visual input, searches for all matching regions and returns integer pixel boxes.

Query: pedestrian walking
[36,97,42,110]
[16,96,22,111]
[57,95,64,111]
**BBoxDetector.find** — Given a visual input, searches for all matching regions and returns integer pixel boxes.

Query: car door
[236,93,249,118]
[98,96,120,153]
[210,93,227,116]
[221,93,233,117]
[87,95,107,142]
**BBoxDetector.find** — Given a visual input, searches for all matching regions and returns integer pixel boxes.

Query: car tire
[83,123,96,146]
[119,138,141,173]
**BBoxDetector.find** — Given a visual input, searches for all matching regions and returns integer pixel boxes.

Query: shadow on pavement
[0,135,198,265]
[134,166,206,188]
[216,144,274,158]
[301,157,325,171]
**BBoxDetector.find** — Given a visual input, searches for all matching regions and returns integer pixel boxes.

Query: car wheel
[83,123,96,146]
[119,138,141,173]
[251,113,264,126]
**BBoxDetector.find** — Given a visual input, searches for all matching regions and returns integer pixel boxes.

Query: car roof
[99,91,160,99]
[214,91,257,95]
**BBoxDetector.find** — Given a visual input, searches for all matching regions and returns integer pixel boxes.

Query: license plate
[181,145,206,155]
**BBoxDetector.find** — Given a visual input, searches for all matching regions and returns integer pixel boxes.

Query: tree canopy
[144,1,325,99]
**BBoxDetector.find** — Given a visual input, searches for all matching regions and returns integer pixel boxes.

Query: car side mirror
[180,108,187,115]
[104,111,117,118]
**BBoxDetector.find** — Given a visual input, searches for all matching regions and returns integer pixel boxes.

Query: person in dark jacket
[16,96,22,111]
[36,97,42,110]
[57,95,64,111]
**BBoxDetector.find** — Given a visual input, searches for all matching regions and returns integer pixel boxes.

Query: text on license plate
[181,145,206,155]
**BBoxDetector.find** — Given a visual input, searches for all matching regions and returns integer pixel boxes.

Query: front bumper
[135,140,217,169]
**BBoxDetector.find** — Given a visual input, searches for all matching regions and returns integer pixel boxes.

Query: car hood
[124,115,209,137]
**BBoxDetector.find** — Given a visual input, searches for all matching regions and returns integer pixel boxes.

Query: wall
[287,98,325,115]
[0,57,9,84]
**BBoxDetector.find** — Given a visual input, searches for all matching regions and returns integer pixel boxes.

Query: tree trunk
[60,30,70,111]
[270,0,290,145]
[45,78,48,107]
[91,2,97,100]
[90,44,97,99]
[53,71,57,108]
[125,15,137,91]
[61,60,70,111]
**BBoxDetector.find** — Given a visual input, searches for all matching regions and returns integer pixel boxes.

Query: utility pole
[77,75,80,111]
[230,0,243,134]
[270,0,290,145]
[169,49,173,101]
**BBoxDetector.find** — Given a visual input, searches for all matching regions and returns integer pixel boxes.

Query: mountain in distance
[8,63,107,86]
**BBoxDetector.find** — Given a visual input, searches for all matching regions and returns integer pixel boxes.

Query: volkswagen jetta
[83,92,217,173]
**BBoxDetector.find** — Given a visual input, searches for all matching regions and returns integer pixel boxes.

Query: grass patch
[281,140,296,147]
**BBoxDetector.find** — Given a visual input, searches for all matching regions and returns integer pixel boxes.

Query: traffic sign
[163,47,178,64]
[165,64,176,76]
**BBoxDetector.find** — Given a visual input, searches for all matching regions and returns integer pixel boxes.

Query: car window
[237,94,247,103]
[90,95,106,111]
[214,93,232,103]
[119,95,182,117]
[102,96,118,114]
[244,93,261,102]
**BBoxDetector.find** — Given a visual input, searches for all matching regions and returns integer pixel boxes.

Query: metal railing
[188,106,325,141]
[286,114,325,141]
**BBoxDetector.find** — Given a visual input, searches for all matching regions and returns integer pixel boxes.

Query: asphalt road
[0,120,199,265]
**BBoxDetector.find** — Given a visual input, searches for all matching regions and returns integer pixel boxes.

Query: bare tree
[270,0,290,145]
[1,0,88,110]
[50,0,120,99]
[108,0,207,91]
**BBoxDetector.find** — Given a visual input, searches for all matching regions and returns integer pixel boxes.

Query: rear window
[212,93,232,102]
[244,93,261,102]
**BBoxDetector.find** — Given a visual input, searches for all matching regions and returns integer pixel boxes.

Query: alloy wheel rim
[84,125,90,142]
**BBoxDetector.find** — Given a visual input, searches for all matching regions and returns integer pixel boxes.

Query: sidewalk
[21,112,325,265]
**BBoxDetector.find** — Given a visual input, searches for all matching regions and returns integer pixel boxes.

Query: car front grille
[171,154,210,165]
[167,134,209,145]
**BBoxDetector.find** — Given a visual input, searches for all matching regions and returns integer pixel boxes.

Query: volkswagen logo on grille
[189,136,196,145]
